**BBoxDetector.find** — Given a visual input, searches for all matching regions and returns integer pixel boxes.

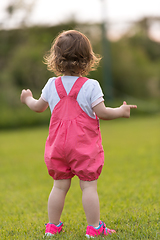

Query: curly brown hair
[43,30,101,76]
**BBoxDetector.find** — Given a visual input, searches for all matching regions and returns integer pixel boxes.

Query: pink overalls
[44,77,104,181]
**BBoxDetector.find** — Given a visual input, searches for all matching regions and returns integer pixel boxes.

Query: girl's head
[44,30,101,76]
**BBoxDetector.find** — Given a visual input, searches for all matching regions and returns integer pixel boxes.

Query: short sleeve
[91,97,104,108]
[89,80,104,105]
[41,77,55,102]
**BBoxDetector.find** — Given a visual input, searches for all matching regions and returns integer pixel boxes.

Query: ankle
[49,222,60,226]
[88,221,100,228]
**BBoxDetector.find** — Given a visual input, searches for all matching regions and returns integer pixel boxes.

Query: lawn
[0,115,159,239]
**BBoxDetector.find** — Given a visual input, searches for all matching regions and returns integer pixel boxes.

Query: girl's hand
[120,101,137,118]
[20,89,33,104]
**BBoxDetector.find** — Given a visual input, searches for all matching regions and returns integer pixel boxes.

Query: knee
[54,179,71,193]
[80,180,97,192]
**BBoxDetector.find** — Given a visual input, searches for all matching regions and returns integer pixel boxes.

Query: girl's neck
[63,73,82,77]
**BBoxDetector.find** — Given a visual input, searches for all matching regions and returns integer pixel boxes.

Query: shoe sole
[86,234,94,238]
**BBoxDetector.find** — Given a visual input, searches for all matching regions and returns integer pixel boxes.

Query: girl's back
[41,76,104,119]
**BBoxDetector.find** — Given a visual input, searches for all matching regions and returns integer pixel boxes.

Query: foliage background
[0,19,160,129]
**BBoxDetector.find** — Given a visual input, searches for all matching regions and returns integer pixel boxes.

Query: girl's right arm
[93,101,137,120]
[20,89,48,113]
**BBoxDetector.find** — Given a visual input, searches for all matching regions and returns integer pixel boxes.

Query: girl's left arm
[20,89,48,113]
[93,101,137,120]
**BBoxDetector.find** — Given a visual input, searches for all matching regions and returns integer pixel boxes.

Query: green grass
[0,116,159,239]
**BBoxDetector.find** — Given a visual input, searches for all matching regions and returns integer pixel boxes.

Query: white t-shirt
[41,76,104,119]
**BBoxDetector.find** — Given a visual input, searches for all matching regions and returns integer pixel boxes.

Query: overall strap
[69,77,89,99]
[55,77,67,99]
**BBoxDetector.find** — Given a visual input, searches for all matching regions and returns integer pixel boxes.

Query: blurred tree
[3,0,36,28]
[126,17,160,61]
[111,38,154,99]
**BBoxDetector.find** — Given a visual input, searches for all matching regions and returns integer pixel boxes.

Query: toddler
[20,30,137,238]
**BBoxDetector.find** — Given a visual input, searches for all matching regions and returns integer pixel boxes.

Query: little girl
[20,30,137,238]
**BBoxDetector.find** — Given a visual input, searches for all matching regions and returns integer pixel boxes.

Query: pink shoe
[45,222,63,236]
[86,221,116,238]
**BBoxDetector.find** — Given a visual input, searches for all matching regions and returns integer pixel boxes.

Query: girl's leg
[80,180,100,227]
[48,179,71,225]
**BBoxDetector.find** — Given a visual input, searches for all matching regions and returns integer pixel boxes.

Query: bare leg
[48,179,71,225]
[80,180,100,227]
